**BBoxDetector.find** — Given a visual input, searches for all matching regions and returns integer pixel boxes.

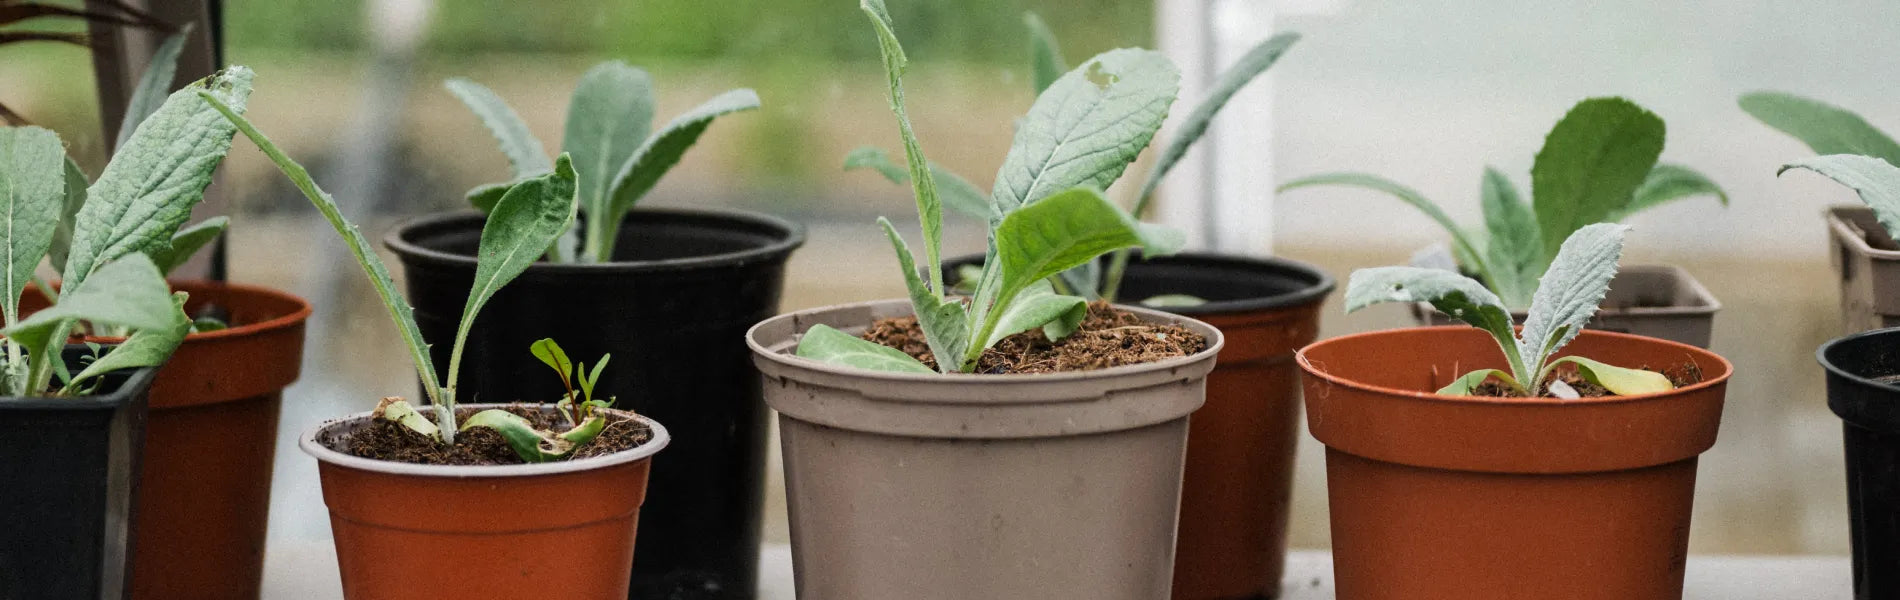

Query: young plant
[1347,223,1672,397]
[205,93,608,463]
[792,0,1184,375]
[1282,97,1728,309]
[0,65,246,397]
[528,337,613,427]
[845,12,1300,304]
[1740,92,1900,240]
[449,61,760,263]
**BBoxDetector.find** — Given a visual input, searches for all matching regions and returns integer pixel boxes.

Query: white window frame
[1153,0,1279,255]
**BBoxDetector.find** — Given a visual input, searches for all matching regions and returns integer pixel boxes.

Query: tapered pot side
[1817,327,1900,598]
[1828,206,1900,334]
[22,281,312,600]
[1105,253,1334,600]
[0,352,157,600]
[300,405,669,599]
[1298,327,1731,600]
[388,207,801,600]
[748,299,1222,600]
[1409,265,1720,348]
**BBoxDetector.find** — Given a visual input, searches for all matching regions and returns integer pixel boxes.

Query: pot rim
[1297,325,1733,405]
[747,298,1225,383]
[0,345,159,409]
[1817,326,1900,392]
[299,404,670,478]
[385,206,805,274]
[1829,204,1900,258]
[945,251,1336,315]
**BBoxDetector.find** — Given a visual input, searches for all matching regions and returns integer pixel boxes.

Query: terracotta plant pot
[1827,206,1900,333]
[301,404,669,599]
[1298,327,1731,600]
[1110,253,1332,600]
[0,348,157,599]
[748,299,1223,600]
[1410,265,1720,347]
[1816,327,1900,598]
[390,207,800,599]
[22,281,311,599]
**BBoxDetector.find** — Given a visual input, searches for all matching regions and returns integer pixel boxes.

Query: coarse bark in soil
[330,405,653,466]
[862,301,1209,374]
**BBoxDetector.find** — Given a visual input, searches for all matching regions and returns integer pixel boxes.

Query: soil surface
[332,404,653,466]
[1471,360,1705,398]
[862,301,1208,374]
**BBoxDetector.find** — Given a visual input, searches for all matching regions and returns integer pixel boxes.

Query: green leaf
[1547,355,1673,396]
[445,157,580,417]
[529,337,573,389]
[65,290,190,393]
[148,216,227,275]
[377,398,441,440]
[0,126,66,326]
[563,61,654,237]
[580,354,609,402]
[1344,265,1526,384]
[861,0,947,295]
[65,67,252,294]
[793,323,934,374]
[985,279,1086,347]
[1479,167,1541,308]
[880,217,969,373]
[1140,293,1206,308]
[1132,32,1297,220]
[1056,260,1101,301]
[1023,11,1066,95]
[4,254,177,353]
[115,27,191,151]
[1279,172,1494,285]
[460,409,591,463]
[844,146,994,220]
[1517,223,1628,381]
[1530,97,1664,257]
[590,88,759,261]
[992,48,1179,211]
[1739,91,1900,166]
[203,92,443,411]
[1612,163,1729,221]
[1435,368,1520,396]
[47,157,86,273]
[1779,154,1900,242]
[466,181,511,213]
[445,77,552,179]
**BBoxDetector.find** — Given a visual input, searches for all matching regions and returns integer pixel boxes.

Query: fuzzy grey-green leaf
[4,254,177,352]
[1132,32,1296,219]
[794,323,934,374]
[66,290,190,393]
[880,217,969,372]
[1517,223,1628,375]
[115,27,191,151]
[592,88,758,260]
[1614,163,1728,221]
[1279,172,1494,286]
[563,61,654,231]
[1345,265,1526,383]
[446,78,552,178]
[1479,167,1541,308]
[1436,368,1518,396]
[992,48,1179,210]
[846,146,994,220]
[449,156,581,406]
[1780,154,1900,242]
[46,157,86,273]
[65,67,251,294]
[986,280,1085,347]
[461,409,569,462]
[149,216,227,275]
[0,126,66,325]
[1023,11,1066,95]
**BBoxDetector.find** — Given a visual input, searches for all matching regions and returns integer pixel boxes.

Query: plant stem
[1100,249,1132,302]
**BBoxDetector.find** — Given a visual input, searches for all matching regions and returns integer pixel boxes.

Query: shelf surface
[263,543,1851,599]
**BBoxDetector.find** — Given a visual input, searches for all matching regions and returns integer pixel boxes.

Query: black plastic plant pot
[1818,327,1900,600]
[0,346,157,600]
[389,207,803,600]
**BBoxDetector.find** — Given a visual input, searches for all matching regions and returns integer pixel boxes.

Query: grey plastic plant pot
[301,404,669,599]
[747,299,1223,600]
[0,347,157,600]
[1411,265,1720,348]
[1828,206,1900,334]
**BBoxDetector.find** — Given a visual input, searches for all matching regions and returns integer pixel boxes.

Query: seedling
[846,12,1299,305]
[206,93,613,463]
[794,0,1185,375]
[1282,97,1728,309]
[1741,92,1900,241]
[1346,223,1673,397]
[450,61,760,263]
[529,337,613,427]
[0,64,246,397]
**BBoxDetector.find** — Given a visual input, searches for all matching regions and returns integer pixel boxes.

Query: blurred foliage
[225,0,1151,64]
